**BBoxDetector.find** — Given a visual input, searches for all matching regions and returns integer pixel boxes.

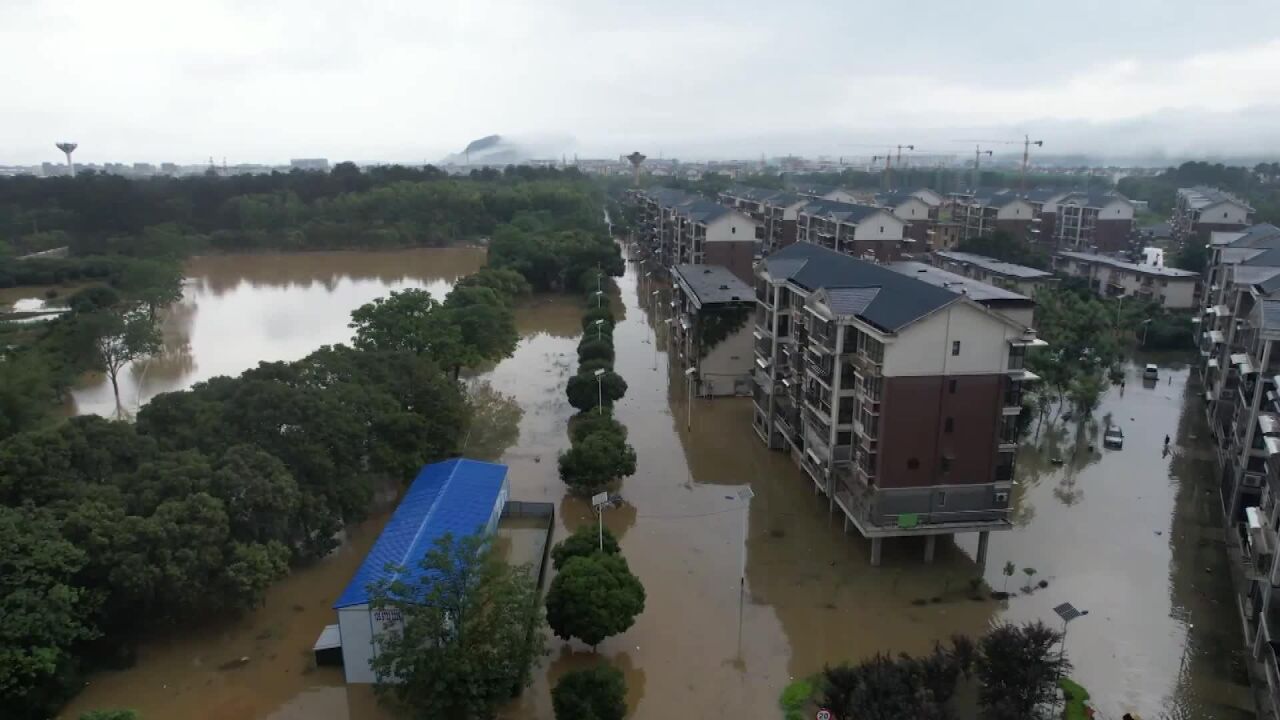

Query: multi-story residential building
[1053,191,1136,252]
[670,264,756,397]
[951,189,1039,243]
[1025,189,1072,243]
[633,187,699,267]
[719,186,809,255]
[670,201,759,284]
[1173,186,1254,244]
[876,189,943,246]
[932,250,1056,296]
[1197,223,1280,717]
[795,199,909,262]
[751,242,1043,565]
[1054,250,1200,309]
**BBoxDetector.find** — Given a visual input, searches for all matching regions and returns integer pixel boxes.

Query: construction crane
[969,146,993,191]
[957,135,1044,193]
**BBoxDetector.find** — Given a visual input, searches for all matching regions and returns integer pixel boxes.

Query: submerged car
[1103,425,1125,449]
[1143,363,1159,380]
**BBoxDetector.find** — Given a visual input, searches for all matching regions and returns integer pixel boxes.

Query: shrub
[568,412,627,444]
[576,358,613,376]
[545,554,645,648]
[553,664,627,720]
[578,339,614,365]
[566,371,627,413]
[558,432,636,495]
[551,525,620,571]
[582,306,614,328]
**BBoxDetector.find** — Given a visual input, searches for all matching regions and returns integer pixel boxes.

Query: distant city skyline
[3,0,1280,166]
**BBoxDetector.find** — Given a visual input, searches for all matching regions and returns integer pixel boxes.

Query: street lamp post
[592,290,604,308]
[1140,318,1153,347]
[736,486,754,655]
[684,367,697,431]
[1053,602,1088,707]
[592,318,605,342]
[593,368,606,416]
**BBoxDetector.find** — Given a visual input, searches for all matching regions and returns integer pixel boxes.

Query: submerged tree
[86,308,162,402]
[558,432,636,496]
[545,553,645,649]
[550,525,620,571]
[975,621,1068,719]
[369,532,544,720]
[552,663,628,720]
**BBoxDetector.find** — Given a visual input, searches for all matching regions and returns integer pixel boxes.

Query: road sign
[815,709,832,720]
[591,492,609,509]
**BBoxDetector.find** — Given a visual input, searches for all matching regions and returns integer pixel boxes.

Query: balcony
[850,351,883,377]
[806,356,834,384]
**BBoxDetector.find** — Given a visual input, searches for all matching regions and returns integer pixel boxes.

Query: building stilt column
[870,537,883,567]
[976,531,990,570]
[924,535,937,564]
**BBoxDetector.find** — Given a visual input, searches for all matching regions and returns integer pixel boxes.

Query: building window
[879,226,884,233]
[952,340,961,356]
[949,379,957,394]
[944,417,954,433]
[907,458,920,470]
[937,491,947,508]
[731,226,737,234]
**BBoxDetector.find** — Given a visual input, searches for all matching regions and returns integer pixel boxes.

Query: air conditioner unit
[1243,472,1265,488]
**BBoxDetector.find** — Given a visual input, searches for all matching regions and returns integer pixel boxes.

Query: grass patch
[1059,677,1090,720]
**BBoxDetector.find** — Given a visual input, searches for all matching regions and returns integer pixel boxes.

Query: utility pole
[1020,135,1044,194]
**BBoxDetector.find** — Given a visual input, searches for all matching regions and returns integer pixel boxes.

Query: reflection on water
[71,248,486,416]
[59,247,1254,720]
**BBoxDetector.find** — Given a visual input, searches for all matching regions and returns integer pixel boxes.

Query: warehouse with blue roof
[327,457,510,684]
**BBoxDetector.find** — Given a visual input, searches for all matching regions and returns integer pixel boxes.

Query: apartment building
[1053,192,1136,252]
[1197,222,1280,717]
[795,199,909,262]
[1054,251,1199,309]
[751,242,1043,565]
[1174,186,1254,243]
[1025,189,1072,242]
[951,189,1039,243]
[670,264,756,397]
[932,250,1056,297]
[719,186,809,255]
[633,188,760,282]
[876,189,943,246]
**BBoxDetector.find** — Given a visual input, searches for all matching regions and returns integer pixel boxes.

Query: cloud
[1,0,1278,164]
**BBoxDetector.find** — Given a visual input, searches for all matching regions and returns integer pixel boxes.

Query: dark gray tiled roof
[1059,190,1130,209]
[934,250,1053,279]
[1230,224,1280,249]
[761,242,962,332]
[824,287,880,316]
[799,198,884,225]
[683,200,733,224]
[672,264,754,306]
[889,262,1032,303]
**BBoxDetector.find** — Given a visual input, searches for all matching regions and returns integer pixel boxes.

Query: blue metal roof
[333,458,508,609]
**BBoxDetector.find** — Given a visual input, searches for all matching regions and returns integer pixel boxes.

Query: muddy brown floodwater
[58,244,1253,720]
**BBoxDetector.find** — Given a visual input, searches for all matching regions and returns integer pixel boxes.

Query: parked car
[1104,425,1125,449]
[1143,363,1159,380]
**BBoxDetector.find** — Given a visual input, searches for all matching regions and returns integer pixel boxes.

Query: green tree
[454,267,532,302]
[976,621,1068,719]
[85,309,162,401]
[566,371,627,413]
[558,432,637,495]
[551,526,621,571]
[443,285,519,369]
[118,259,184,320]
[577,339,615,365]
[349,289,464,361]
[545,553,645,648]
[463,381,524,462]
[568,412,627,445]
[552,664,628,720]
[369,532,544,720]
[0,506,98,717]
[0,353,55,440]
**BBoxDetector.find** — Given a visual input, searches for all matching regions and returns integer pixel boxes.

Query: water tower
[626,151,646,187]
[55,142,78,177]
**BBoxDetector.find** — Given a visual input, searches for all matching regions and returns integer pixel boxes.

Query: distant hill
[441,134,530,165]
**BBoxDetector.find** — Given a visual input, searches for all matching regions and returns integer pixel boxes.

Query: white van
[1143,364,1158,380]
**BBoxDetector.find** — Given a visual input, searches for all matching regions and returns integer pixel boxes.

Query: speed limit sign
[815,710,832,720]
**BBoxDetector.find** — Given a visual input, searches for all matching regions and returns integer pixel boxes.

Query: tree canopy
[369,532,544,720]
[545,553,645,648]
[552,664,628,720]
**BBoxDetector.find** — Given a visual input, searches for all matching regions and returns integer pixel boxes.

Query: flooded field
[58,245,1253,720]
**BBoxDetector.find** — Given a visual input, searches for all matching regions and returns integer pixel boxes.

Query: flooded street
[58,245,1251,720]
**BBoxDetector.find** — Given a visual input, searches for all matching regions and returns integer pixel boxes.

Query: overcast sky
[3,0,1280,165]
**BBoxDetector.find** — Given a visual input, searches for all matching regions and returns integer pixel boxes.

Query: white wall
[1099,200,1135,220]
[705,212,760,243]
[995,200,1035,220]
[1160,279,1198,309]
[1203,202,1251,226]
[699,321,754,396]
[891,197,931,222]
[912,189,943,206]
[882,301,1022,377]
[849,211,906,240]
[339,606,376,683]
[823,189,860,204]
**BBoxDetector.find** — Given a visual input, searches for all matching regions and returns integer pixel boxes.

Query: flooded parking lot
[58,245,1254,719]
